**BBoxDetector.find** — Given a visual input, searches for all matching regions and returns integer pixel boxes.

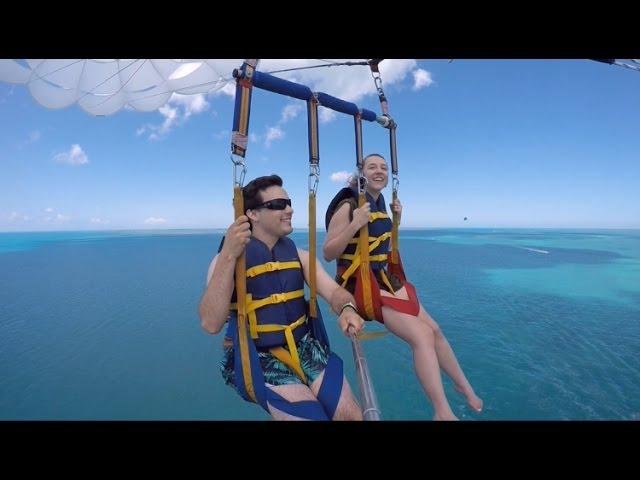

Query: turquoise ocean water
[1,229,638,420]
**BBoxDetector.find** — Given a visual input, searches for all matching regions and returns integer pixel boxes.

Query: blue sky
[1,59,639,232]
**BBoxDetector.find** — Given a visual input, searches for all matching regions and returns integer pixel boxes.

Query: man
[199,174,365,420]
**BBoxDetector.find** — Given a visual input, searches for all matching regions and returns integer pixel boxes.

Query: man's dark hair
[242,174,283,212]
[216,174,284,253]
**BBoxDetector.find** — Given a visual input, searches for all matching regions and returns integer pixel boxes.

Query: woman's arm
[390,197,402,225]
[323,202,370,261]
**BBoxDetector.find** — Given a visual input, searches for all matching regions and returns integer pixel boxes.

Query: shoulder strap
[325,187,357,230]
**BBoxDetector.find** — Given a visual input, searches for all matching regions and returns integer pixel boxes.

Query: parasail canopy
[0,59,241,116]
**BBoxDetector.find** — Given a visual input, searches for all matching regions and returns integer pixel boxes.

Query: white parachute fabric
[0,59,240,115]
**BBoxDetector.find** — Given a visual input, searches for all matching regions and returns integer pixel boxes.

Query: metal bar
[349,330,382,420]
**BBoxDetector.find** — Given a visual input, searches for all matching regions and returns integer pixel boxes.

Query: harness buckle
[270,293,286,303]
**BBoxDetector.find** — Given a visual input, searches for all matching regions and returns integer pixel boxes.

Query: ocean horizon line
[1,226,639,235]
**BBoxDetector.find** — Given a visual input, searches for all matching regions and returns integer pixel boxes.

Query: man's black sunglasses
[254,198,292,210]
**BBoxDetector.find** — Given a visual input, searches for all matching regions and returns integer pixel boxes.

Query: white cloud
[157,104,179,137]
[412,68,434,90]
[214,129,229,140]
[219,82,236,97]
[8,211,29,222]
[319,107,337,124]
[137,92,210,141]
[258,59,417,110]
[264,126,284,147]
[53,144,88,166]
[17,129,43,149]
[90,217,109,224]
[170,93,209,118]
[144,217,167,225]
[132,60,422,141]
[330,171,351,183]
[254,103,303,147]
[132,59,423,141]
[215,60,421,133]
[281,103,303,123]
[44,207,54,213]
[44,213,70,223]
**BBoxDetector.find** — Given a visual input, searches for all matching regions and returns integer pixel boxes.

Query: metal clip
[358,174,368,194]
[308,164,320,196]
[392,175,400,195]
[230,154,246,188]
[371,71,385,97]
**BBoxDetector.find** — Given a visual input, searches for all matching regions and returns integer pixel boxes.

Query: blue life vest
[331,188,393,271]
[326,187,419,321]
[227,236,309,348]
[223,235,345,420]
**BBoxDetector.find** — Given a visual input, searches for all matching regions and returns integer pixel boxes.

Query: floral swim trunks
[220,331,330,392]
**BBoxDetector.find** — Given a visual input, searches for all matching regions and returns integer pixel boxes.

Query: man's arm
[297,248,364,336]
[198,216,251,334]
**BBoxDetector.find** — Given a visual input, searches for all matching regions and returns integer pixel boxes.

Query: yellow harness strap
[369,211,390,221]
[339,244,360,287]
[340,253,388,262]
[308,191,318,318]
[391,190,399,264]
[233,185,255,402]
[259,315,308,383]
[245,261,300,278]
[230,289,305,339]
[341,232,392,259]
[246,290,305,313]
[357,193,375,319]
[339,231,392,285]
[230,261,304,337]
[229,289,305,312]
[379,269,395,293]
[348,236,380,244]
[249,291,303,340]
[357,331,389,340]
[269,347,307,384]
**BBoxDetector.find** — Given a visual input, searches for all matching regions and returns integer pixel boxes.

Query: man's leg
[266,383,328,421]
[311,371,363,420]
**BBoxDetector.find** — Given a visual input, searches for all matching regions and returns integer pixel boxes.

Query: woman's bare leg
[381,304,458,420]
[381,287,482,413]
[417,306,483,412]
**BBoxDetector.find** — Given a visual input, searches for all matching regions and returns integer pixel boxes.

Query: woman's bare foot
[455,385,483,412]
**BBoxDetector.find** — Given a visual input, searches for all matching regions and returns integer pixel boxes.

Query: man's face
[249,185,294,237]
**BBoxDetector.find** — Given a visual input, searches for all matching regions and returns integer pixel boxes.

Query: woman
[323,153,483,420]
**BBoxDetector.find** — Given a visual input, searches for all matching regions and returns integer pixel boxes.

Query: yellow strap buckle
[269,293,286,303]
